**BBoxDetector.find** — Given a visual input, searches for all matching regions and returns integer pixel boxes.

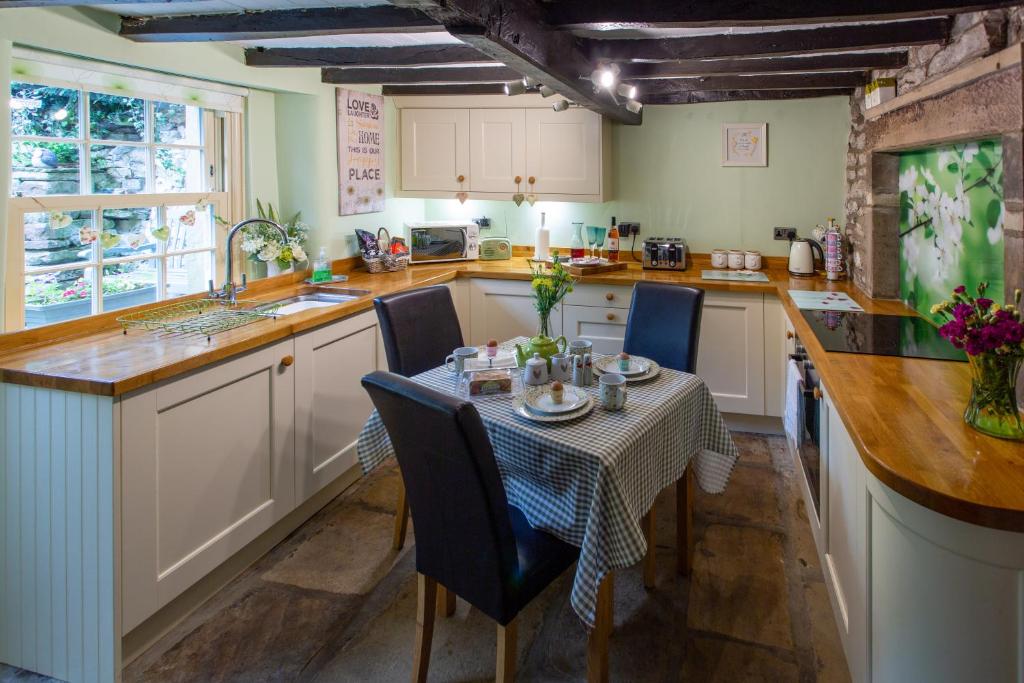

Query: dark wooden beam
[245,45,493,68]
[637,72,868,94]
[322,65,520,84]
[548,0,1020,28]
[120,7,443,42]
[643,88,854,105]
[394,0,641,125]
[0,0,188,5]
[383,84,507,96]
[587,17,950,61]
[620,51,907,78]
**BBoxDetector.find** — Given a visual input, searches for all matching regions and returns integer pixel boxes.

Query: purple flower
[977,298,993,310]
[952,303,974,321]
[954,285,967,294]
[939,320,966,341]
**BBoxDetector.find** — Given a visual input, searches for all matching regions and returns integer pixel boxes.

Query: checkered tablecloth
[356,338,738,628]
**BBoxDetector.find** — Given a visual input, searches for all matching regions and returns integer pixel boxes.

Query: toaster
[642,237,688,270]
[479,236,512,260]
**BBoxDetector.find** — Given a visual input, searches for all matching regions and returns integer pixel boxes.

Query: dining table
[356,337,739,680]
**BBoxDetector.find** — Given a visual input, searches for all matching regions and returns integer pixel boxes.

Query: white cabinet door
[401,108,469,192]
[469,279,561,345]
[121,339,296,632]
[695,291,765,415]
[469,109,525,193]
[763,295,786,418]
[525,108,601,196]
[562,304,627,355]
[294,311,380,503]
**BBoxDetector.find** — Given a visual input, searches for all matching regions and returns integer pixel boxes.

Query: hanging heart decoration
[526,194,538,207]
[151,225,171,241]
[512,193,525,207]
[456,191,469,204]
[100,231,121,250]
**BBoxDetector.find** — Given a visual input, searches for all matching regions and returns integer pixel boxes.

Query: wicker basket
[362,227,409,273]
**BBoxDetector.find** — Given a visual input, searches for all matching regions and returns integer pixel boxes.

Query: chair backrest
[374,285,464,377]
[623,282,705,373]
[360,370,518,622]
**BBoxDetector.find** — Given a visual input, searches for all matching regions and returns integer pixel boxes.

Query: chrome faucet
[210,218,289,304]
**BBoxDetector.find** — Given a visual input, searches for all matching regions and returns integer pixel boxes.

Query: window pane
[155,147,203,193]
[154,102,201,145]
[91,144,148,194]
[101,207,158,259]
[12,141,81,196]
[89,92,145,142]
[24,267,94,328]
[166,251,213,299]
[23,209,94,269]
[10,82,80,138]
[166,204,214,250]
[102,261,159,313]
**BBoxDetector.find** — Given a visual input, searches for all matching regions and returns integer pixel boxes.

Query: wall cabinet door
[294,311,381,503]
[401,108,469,192]
[562,304,627,355]
[695,291,765,414]
[121,339,296,632]
[469,279,561,345]
[525,108,601,196]
[469,109,525,193]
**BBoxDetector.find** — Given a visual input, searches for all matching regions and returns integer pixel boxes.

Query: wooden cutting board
[535,259,628,276]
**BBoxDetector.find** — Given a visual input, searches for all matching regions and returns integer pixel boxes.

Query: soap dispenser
[534,211,550,262]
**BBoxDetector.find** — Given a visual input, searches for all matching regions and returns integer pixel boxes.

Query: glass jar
[964,353,1024,440]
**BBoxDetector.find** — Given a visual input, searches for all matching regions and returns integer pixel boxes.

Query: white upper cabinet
[525,107,601,196]
[400,108,469,192]
[469,108,526,193]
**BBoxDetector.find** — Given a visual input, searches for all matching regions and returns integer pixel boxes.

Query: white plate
[523,385,588,415]
[593,356,662,383]
[513,394,593,423]
[593,355,651,377]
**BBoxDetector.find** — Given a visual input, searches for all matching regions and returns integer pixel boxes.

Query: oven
[785,333,822,520]
[406,221,479,263]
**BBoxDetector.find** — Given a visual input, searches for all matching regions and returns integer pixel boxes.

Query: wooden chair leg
[393,480,410,551]
[437,585,456,617]
[642,506,656,590]
[676,465,694,576]
[587,572,614,683]
[412,573,437,683]
[496,618,518,683]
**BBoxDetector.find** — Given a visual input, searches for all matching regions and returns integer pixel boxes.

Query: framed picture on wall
[721,123,768,167]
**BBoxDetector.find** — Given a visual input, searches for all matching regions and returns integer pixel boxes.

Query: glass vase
[964,354,1024,440]
[538,310,551,339]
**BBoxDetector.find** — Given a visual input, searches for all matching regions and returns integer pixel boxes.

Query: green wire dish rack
[117,299,281,341]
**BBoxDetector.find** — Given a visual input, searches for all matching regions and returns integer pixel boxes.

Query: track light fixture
[590,63,620,92]
[616,83,637,100]
[552,99,571,112]
[539,85,556,98]
[626,99,642,114]
[503,79,526,96]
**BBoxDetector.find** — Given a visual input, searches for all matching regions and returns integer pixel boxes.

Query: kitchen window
[5,51,248,330]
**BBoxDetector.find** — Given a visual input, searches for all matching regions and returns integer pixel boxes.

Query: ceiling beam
[120,7,443,42]
[245,45,493,68]
[383,84,508,95]
[548,0,1020,28]
[643,88,854,105]
[620,51,907,78]
[394,0,641,125]
[0,0,189,5]
[637,72,868,94]
[322,65,520,84]
[587,17,950,61]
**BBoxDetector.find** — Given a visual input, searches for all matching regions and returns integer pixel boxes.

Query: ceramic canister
[524,353,548,385]
[744,250,762,270]
[728,250,745,269]
[711,249,728,269]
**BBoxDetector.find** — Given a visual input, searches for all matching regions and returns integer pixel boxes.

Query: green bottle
[312,246,332,283]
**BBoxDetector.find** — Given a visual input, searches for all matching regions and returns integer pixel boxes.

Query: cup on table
[728,250,745,269]
[569,339,593,358]
[550,352,573,382]
[599,373,627,411]
[711,249,728,269]
[445,346,478,374]
[744,250,762,270]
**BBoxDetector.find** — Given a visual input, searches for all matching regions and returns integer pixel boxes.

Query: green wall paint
[424,98,850,257]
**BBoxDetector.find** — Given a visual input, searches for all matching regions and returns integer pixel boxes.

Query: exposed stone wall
[845,7,1024,298]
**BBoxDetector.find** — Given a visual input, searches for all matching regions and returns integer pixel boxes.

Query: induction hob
[800,311,967,362]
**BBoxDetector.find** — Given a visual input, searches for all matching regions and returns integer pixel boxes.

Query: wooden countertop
[2,255,1022,532]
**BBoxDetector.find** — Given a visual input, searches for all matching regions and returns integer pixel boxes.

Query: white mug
[744,250,762,270]
[569,339,593,358]
[599,373,627,411]
[711,249,728,269]
[728,250,745,269]
[550,352,573,382]
[445,346,478,374]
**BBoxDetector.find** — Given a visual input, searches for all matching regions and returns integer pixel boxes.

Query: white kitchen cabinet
[400,108,469,192]
[294,311,381,503]
[469,109,525,193]
[695,291,766,415]
[121,339,297,632]
[469,278,561,345]
[525,107,602,196]
[562,305,627,355]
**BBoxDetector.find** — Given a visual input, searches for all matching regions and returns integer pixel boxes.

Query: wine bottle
[607,216,620,262]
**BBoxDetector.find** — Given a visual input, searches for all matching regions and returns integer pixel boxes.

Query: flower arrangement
[529,250,574,337]
[239,200,309,270]
[932,282,1024,440]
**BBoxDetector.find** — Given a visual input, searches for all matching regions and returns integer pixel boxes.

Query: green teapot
[515,334,567,370]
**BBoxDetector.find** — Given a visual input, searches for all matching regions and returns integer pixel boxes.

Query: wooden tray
[544,260,628,276]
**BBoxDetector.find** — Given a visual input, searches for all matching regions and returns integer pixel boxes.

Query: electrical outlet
[472,216,491,228]
[620,222,640,236]
[774,227,796,241]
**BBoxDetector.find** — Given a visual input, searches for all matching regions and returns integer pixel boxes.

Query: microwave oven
[406,222,479,263]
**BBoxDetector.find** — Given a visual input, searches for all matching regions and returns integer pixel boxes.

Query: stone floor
[1,432,849,682]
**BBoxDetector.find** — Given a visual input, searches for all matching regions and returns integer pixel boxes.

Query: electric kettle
[788,238,824,277]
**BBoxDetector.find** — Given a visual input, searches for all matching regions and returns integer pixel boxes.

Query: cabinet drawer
[562,304,626,355]
[564,284,634,309]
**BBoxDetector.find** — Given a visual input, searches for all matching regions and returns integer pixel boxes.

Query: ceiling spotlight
[504,79,526,96]
[523,76,539,88]
[626,99,642,114]
[539,85,556,98]
[552,99,571,112]
[616,83,637,100]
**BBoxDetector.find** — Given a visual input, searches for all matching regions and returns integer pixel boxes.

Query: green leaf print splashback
[899,140,1004,322]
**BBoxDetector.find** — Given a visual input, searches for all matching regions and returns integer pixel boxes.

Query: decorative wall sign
[721,122,768,167]
[336,88,385,216]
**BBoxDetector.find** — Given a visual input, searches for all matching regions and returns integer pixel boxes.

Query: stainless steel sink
[258,288,371,315]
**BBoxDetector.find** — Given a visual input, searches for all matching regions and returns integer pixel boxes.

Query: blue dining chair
[361,371,580,683]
